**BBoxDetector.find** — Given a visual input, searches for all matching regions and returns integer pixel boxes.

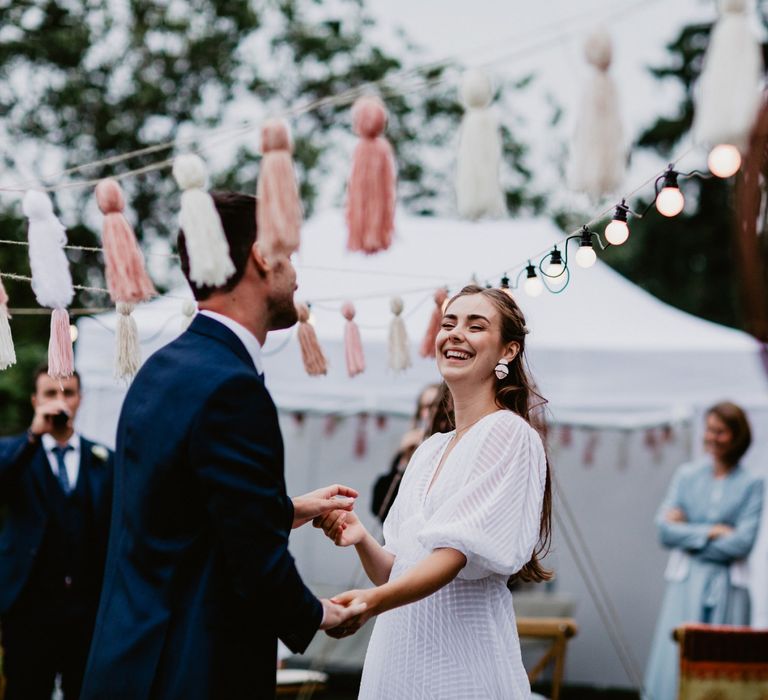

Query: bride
[314,285,552,699]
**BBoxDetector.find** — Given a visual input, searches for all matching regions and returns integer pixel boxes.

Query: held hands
[319,597,368,632]
[291,484,358,529]
[313,509,368,547]
[324,588,379,638]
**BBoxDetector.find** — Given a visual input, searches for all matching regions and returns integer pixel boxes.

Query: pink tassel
[257,119,303,258]
[96,179,156,303]
[346,96,396,254]
[296,303,328,376]
[419,288,449,358]
[48,308,74,379]
[341,301,365,377]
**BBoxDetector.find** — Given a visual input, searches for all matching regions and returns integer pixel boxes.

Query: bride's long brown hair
[435,285,553,583]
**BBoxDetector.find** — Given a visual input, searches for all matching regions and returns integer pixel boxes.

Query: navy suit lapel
[186,313,258,374]
[80,439,108,519]
[30,443,53,505]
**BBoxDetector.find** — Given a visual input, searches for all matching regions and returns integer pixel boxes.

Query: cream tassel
[115,303,141,380]
[0,276,16,370]
[388,296,411,372]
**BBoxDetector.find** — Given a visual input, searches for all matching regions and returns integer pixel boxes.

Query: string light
[707,144,742,178]
[574,227,597,268]
[655,167,685,217]
[605,200,630,246]
[544,246,565,278]
[499,274,514,298]
[523,262,544,297]
[69,325,79,343]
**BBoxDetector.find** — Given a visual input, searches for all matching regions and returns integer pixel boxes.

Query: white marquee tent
[74,210,768,687]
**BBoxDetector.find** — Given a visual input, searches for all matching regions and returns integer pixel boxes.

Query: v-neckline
[422,410,503,504]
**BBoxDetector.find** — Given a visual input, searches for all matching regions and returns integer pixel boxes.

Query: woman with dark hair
[370,384,441,523]
[315,286,552,698]
[644,402,764,700]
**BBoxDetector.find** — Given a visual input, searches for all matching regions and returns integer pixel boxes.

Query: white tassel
[181,299,197,330]
[0,277,16,371]
[115,302,141,380]
[567,28,626,200]
[173,154,236,287]
[693,0,764,150]
[455,69,506,220]
[23,190,74,309]
[388,296,411,372]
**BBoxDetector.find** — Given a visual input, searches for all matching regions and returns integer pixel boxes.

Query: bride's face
[436,294,509,385]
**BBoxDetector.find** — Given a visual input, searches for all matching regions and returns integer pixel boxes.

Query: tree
[598,16,768,334]
[0,0,543,433]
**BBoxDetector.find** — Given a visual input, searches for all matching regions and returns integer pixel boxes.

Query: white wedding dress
[359,410,547,699]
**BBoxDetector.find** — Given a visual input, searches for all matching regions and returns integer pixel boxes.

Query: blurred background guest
[371,383,447,522]
[644,401,763,700]
[0,364,114,700]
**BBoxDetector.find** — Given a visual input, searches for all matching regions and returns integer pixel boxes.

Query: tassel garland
[23,190,74,310]
[455,69,506,220]
[257,119,303,258]
[0,276,16,370]
[693,0,764,151]
[296,303,328,376]
[567,28,625,199]
[342,302,365,377]
[115,303,141,380]
[346,96,397,254]
[388,296,411,371]
[96,178,156,303]
[173,154,236,287]
[48,308,74,379]
[419,288,449,358]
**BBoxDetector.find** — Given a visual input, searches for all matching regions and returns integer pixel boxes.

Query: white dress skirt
[359,410,547,699]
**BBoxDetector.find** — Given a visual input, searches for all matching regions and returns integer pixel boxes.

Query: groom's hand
[292,484,358,529]
[324,589,378,638]
[319,598,367,631]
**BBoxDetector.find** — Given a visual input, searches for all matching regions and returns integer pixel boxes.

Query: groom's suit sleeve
[189,373,323,653]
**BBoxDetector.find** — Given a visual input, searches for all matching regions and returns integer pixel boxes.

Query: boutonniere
[91,445,109,461]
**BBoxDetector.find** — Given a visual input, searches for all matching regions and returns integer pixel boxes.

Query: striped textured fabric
[360,410,547,699]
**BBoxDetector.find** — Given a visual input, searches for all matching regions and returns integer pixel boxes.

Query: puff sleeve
[417,414,547,580]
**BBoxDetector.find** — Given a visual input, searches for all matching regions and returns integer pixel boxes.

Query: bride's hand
[313,509,367,547]
[325,588,379,638]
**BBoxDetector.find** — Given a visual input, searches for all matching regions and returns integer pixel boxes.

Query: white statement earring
[494,358,509,380]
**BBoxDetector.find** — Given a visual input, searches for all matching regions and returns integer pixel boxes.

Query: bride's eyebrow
[467,314,490,323]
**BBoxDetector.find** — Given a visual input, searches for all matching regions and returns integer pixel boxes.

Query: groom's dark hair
[177,192,258,301]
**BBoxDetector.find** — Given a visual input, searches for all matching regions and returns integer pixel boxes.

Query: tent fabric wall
[73,210,768,687]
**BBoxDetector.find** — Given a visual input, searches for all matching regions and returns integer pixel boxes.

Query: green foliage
[0,0,543,434]
[596,18,768,332]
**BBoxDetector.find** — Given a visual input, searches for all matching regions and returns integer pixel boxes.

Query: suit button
[64,576,72,588]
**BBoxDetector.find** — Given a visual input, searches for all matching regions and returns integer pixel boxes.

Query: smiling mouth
[443,349,473,360]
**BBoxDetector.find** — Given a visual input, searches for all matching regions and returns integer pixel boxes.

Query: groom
[80,192,364,699]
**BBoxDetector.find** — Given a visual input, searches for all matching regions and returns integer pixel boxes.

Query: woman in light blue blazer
[644,402,763,700]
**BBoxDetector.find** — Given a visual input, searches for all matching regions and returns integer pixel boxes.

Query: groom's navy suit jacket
[80,314,323,699]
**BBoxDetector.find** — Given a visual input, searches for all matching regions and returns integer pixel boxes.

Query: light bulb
[708,144,741,178]
[69,324,79,343]
[605,202,630,246]
[575,245,597,268]
[524,275,543,297]
[655,187,684,217]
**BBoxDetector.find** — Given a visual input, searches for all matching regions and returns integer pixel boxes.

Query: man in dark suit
[0,365,113,700]
[80,192,364,699]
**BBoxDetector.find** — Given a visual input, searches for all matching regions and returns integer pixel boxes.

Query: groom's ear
[250,242,271,277]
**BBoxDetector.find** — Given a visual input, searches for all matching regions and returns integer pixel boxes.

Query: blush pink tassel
[419,288,449,358]
[48,308,74,378]
[296,303,327,376]
[257,119,303,258]
[346,96,396,254]
[342,301,365,377]
[96,178,156,303]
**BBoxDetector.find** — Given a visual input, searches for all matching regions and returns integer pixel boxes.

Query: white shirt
[199,310,264,375]
[41,432,81,489]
